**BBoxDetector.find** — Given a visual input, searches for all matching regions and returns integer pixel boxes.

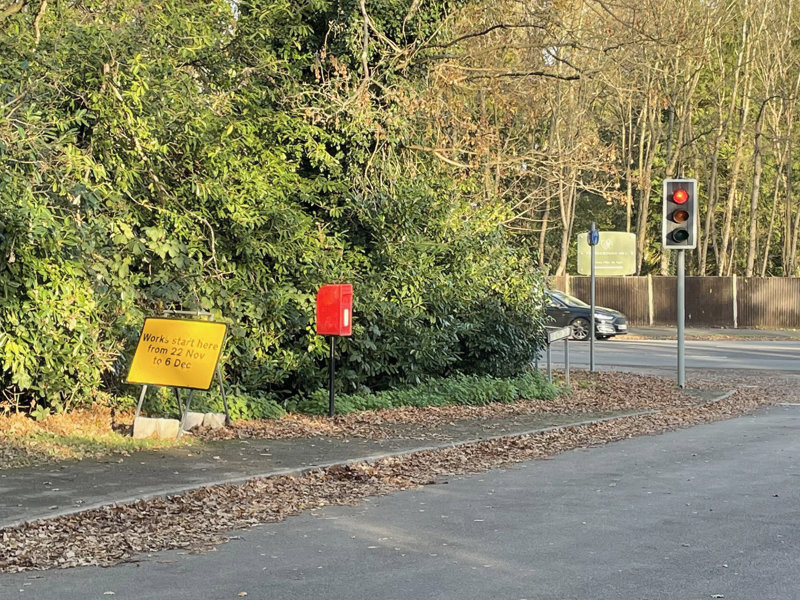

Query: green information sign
[577,231,636,276]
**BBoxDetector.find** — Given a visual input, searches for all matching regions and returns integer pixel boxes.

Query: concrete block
[156,418,180,439]
[202,412,226,429]
[132,416,157,439]
[132,417,181,440]
[182,411,205,431]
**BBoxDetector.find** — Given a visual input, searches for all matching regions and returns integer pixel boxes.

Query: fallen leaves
[0,406,153,469]
[0,370,796,574]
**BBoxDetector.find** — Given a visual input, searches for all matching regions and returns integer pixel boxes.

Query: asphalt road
[4,402,800,600]
[544,338,800,374]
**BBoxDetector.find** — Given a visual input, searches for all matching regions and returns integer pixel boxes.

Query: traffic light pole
[663,178,695,389]
[677,249,686,388]
[589,225,596,372]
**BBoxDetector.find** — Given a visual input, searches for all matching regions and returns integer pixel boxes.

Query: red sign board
[316,284,353,336]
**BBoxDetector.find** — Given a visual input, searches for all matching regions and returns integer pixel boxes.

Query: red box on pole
[316,284,353,336]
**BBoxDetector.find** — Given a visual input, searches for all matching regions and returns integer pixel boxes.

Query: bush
[140,387,285,421]
[0,1,550,414]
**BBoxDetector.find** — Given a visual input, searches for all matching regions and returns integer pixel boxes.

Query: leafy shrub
[0,0,550,414]
[140,387,285,421]
[286,371,560,416]
[510,371,561,401]
[201,392,286,421]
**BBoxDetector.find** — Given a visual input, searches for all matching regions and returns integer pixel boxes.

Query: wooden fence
[550,276,800,329]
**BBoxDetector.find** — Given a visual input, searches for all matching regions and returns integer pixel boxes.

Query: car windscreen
[549,290,590,308]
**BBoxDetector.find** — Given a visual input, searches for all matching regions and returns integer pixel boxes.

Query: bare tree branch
[403,144,473,168]
[32,0,45,45]
[428,23,547,50]
[0,0,25,21]
[461,70,580,82]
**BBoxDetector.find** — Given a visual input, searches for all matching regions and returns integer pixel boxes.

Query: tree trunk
[556,174,577,276]
[700,129,722,275]
[760,178,781,276]
[634,90,660,275]
[538,193,551,267]
[745,101,766,276]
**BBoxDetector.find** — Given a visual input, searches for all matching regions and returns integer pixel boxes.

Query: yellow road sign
[126,318,227,390]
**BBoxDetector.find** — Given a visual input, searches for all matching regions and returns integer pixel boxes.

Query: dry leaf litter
[1,370,797,573]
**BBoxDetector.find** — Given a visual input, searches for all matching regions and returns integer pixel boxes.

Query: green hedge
[0,0,549,413]
[139,387,286,421]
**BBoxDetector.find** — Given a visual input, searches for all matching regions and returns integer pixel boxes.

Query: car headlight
[594,314,614,322]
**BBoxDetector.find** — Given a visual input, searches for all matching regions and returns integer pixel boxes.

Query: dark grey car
[545,290,628,341]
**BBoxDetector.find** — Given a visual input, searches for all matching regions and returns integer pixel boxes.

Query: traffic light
[662,178,698,249]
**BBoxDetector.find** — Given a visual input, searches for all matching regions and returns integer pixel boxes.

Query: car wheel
[570,317,591,341]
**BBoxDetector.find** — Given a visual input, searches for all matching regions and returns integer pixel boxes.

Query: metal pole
[177,389,195,440]
[216,364,231,426]
[564,337,570,387]
[134,385,148,421]
[328,336,336,418]
[590,222,596,372]
[677,249,686,388]
[546,343,552,382]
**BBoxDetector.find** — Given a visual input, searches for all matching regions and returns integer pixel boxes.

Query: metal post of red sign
[328,336,336,418]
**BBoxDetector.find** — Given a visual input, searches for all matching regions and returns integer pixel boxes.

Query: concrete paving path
[0,410,649,530]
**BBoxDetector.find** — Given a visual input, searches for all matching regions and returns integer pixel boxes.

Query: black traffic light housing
[662,178,698,250]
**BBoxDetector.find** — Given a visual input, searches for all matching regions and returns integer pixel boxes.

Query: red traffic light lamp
[672,188,689,204]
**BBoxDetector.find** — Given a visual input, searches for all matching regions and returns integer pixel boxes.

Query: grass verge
[0,371,561,469]
[0,406,186,469]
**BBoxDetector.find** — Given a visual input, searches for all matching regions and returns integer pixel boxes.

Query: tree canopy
[415,0,800,278]
[3,0,799,411]
[0,0,547,410]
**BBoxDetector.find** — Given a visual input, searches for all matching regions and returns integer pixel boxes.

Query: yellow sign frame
[126,317,228,390]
